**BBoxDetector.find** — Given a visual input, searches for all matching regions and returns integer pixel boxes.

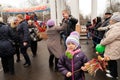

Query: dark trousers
[97,38,101,44]
[49,54,54,66]
[108,60,118,78]
[55,58,58,71]
[92,37,98,48]
[30,41,37,56]
[20,47,31,65]
[1,55,14,74]
[61,34,67,49]
[15,44,20,61]
[117,59,120,79]
[49,54,58,71]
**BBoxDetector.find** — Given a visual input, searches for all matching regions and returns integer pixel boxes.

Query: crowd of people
[86,12,112,47]
[0,10,120,80]
[86,12,120,79]
[0,10,78,76]
[0,12,46,75]
[46,10,78,72]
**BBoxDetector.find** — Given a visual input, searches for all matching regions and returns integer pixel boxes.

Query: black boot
[49,54,54,67]
[22,52,31,67]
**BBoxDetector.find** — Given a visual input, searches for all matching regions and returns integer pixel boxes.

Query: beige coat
[46,25,65,58]
[100,22,120,60]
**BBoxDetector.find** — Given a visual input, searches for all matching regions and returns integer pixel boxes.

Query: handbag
[0,33,15,46]
[37,32,48,40]
[8,39,16,46]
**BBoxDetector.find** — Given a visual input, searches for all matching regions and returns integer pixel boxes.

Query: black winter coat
[61,15,78,37]
[98,17,111,39]
[17,20,30,47]
[0,22,16,57]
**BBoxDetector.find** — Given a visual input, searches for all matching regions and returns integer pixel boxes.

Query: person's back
[98,12,112,39]
[0,22,15,56]
[92,17,102,45]
[100,12,120,79]
[46,20,64,57]
[47,27,61,41]
[0,21,15,74]
[46,19,64,71]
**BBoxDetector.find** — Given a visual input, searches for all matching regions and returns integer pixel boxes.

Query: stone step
[80,36,87,40]
[80,32,87,40]
[80,32,87,36]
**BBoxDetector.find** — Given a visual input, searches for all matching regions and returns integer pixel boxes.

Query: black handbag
[0,34,15,46]
[8,39,16,46]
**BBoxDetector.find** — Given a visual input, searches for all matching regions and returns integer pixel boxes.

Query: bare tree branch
[27,0,39,6]
[110,0,114,12]
[106,0,120,13]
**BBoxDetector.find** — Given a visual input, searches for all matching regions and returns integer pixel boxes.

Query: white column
[49,0,57,25]
[69,0,79,23]
[91,0,97,20]
[0,5,3,18]
[61,0,66,11]
[59,0,66,25]
[56,0,62,25]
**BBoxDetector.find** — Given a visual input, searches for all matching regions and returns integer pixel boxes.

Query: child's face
[67,42,76,51]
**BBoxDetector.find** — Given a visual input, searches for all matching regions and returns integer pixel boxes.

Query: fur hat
[46,19,55,27]
[110,12,120,22]
[66,31,80,47]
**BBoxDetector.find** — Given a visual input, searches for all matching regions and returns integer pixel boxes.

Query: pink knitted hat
[46,19,55,27]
